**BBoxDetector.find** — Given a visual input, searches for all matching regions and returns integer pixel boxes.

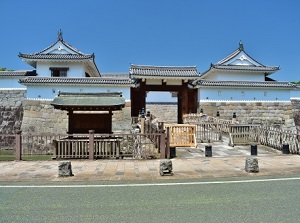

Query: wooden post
[166,127,170,159]
[141,117,145,134]
[15,130,22,161]
[89,130,95,160]
[160,131,166,159]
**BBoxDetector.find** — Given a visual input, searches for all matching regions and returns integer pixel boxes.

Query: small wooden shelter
[51,92,125,134]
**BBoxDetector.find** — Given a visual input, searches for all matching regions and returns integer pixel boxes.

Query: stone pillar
[245,157,259,173]
[58,161,74,177]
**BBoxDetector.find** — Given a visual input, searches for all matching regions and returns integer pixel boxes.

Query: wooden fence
[228,124,260,146]
[164,124,196,147]
[0,130,168,161]
[183,113,300,154]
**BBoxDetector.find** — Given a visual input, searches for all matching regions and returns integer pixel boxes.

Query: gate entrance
[130,65,200,123]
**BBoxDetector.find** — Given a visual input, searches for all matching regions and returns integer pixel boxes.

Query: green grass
[0,149,52,161]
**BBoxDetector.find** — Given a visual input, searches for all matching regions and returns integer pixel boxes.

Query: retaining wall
[21,100,132,134]
[0,89,26,134]
[199,101,296,130]
[1,89,300,134]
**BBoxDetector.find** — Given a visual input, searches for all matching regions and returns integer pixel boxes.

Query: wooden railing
[193,122,223,143]
[183,113,300,154]
[1,131,168,160]
[228,124,260,146]
[184,114,231,143]
[258,126,299,153]
[164,124,196,147]
[55,137,122,159]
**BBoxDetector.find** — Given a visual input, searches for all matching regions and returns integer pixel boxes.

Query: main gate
[130,65,200,123]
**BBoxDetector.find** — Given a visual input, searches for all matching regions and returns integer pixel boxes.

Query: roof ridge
[130,64,197,69]
[215,42,265,67]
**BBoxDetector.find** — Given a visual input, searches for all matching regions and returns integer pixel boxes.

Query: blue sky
[1,0,300,81]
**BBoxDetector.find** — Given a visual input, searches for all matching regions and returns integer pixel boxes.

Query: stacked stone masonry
[1,90,300,134]
[0,90,26,134]
[200,101,296,130]
[21,100,132,134]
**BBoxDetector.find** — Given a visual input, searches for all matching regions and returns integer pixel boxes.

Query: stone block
[58,161,74,177]
[245,157,259,173]
[159,159,173,176]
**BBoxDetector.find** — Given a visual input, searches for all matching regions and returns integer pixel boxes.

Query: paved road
[1,176,300,223]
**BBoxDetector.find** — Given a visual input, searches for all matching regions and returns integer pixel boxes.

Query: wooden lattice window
[49,67,69,77]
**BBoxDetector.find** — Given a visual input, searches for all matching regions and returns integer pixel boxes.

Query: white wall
[36,62,85,77]
[199,88,291,101]
[0,77,26,89]
[207,72,265,81]
[26,85,131,100]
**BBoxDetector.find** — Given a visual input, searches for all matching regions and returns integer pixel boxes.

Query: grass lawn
[0,149,52,161]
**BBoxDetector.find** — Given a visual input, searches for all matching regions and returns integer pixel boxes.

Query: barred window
[49,67,69,77]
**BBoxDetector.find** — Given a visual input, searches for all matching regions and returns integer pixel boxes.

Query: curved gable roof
[18,31,100,77]
[201,42,280,79]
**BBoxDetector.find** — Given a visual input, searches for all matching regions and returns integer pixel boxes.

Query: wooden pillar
[181,82,189,118]
[15,130,22,161]
[68,110,73,134]
[188,88,198,113]
[130,80,146,117]
[109,111,113,133]
[89,130,95,160]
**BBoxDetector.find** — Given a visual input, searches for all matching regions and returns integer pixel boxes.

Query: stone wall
[146,103,178,124]
[0,89,26,134]
[21,100,133,134]
[291,99,300,128]
[21,100,68,134]
[200,101,296,130]
[2,89,300,134]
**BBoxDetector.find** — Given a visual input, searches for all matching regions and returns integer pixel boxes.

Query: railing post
[166,127,170,159]
[141,116,145,134]
[160,131,166,159]
[15,130,22,161]
[89,130,95,160]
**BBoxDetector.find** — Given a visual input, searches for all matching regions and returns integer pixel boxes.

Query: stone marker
[159,159,173,176]
[245,157,259,173]
[58,161,74,177]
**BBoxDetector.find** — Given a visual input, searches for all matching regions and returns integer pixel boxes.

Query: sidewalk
[0,152,300,182]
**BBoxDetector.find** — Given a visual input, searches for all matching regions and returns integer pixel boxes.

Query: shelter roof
[51,92,125,111]
[130,64,200,79]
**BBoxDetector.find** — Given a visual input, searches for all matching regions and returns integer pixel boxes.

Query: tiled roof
[31,32,87,56]
[130,64,200,78]
[195,80,296,88]
[216,42,264,66]
[0,70,37,77]
[18,53,94,60]
[51,92,125,110]
[18,32,100,76]
[19,76,135,86]
[211,64,279,72]
[201,42,280,78]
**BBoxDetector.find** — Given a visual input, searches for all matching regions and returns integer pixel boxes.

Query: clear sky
[1,0,300,82]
